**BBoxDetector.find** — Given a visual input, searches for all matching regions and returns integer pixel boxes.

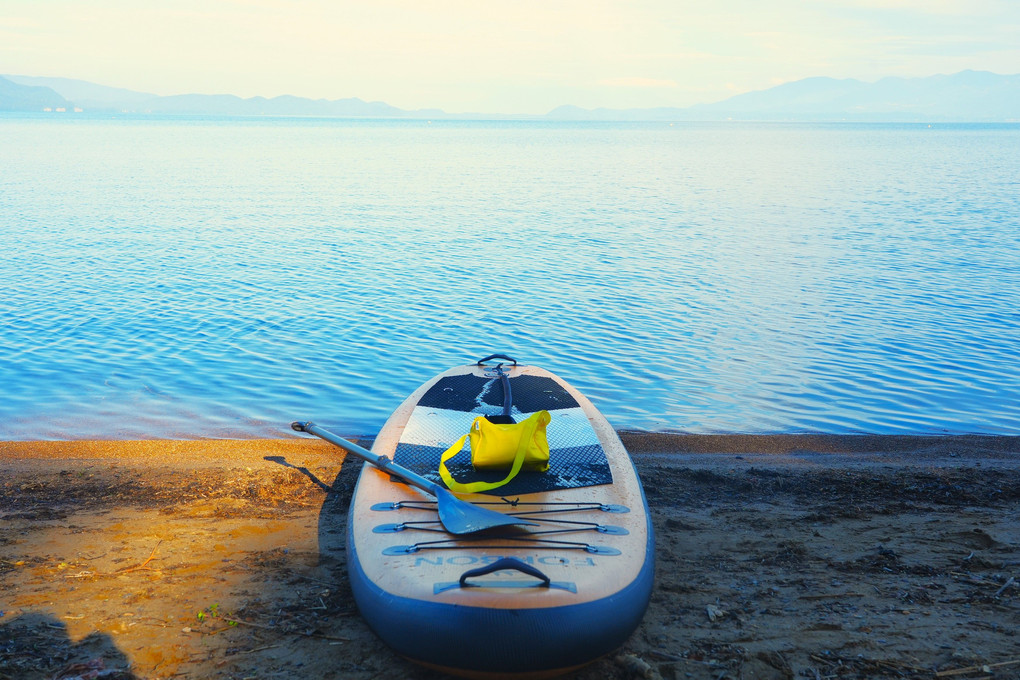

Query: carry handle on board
[477,354,518,366]
[459,557,550,588]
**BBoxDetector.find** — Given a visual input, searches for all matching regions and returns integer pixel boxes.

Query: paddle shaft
[292,421,443,497]
[292,420,537,534]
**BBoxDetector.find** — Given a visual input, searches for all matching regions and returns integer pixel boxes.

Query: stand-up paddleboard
[299,356,654,679]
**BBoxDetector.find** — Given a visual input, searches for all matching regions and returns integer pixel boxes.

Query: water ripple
[1,117,1019,438]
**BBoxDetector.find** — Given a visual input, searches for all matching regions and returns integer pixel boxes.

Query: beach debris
[49,657,133,680]
[935,658,1020,677]
[614,653,663,680]
[807,653,925,678]
[705,604,726,622]
[798,592,865,600]
[993,575,1014,597]
[739,651,793,680]
[113,539,162,574]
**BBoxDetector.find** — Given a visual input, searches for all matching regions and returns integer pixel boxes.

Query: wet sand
[1,434,1018,680]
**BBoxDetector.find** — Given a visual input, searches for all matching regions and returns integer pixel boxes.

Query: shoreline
[3,434,1018,480]
[3,430,1018,456]
[1,436,1017,679]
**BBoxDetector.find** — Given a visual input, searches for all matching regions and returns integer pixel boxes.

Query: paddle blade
[436,489,537,534]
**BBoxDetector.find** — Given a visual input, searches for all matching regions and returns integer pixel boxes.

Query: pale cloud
[834,0,1002,13]
[599,78,679,89]
[0,16,37,29]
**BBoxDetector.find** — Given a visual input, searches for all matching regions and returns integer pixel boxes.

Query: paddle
[290,421,537,534]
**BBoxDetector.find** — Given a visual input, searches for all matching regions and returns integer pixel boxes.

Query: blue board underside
[347,506,656,675]
[393,374,613,494]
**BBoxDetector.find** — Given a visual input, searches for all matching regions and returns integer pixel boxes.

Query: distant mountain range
[0,75,72,111]
[549,71,1020,122]
[2,70,1018,121]
[0,74,443,118]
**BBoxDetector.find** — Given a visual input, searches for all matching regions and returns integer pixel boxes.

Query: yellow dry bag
[439,410,551,494]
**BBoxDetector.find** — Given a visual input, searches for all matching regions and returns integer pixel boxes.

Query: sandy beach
[1,434,1017,680]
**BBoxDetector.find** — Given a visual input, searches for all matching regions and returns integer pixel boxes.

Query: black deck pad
[416,375,580,413]
[393,373,613,495]
[394,442,611,496]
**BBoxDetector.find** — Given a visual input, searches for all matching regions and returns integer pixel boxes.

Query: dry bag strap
[438,413,540,494]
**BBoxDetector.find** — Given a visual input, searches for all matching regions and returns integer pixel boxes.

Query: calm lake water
[1,115,1018,439]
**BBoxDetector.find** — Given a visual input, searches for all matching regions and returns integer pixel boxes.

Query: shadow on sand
[0,612,139,680]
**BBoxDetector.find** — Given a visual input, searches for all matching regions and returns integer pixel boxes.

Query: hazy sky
[2,0,1018,114]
